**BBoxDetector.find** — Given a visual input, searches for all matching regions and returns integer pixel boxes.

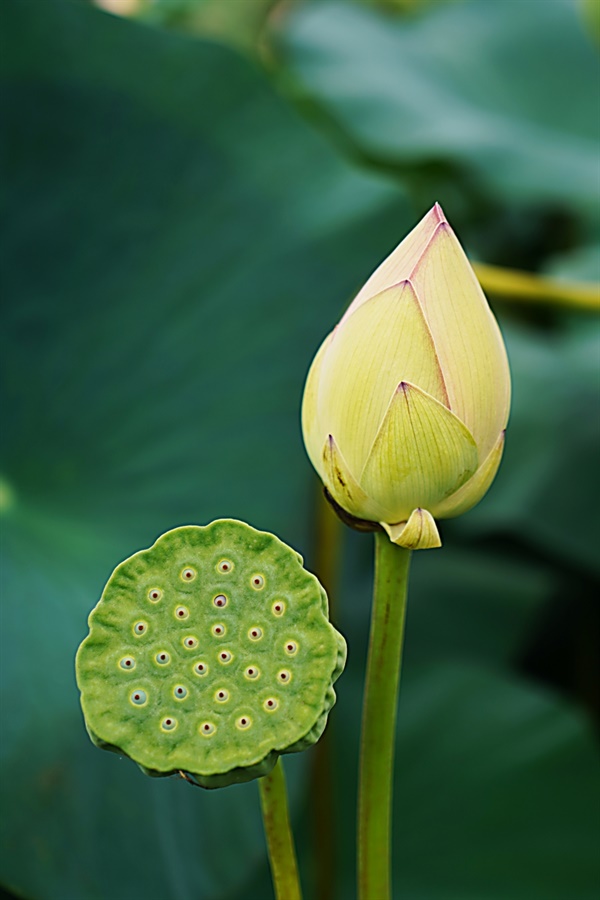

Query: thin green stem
[358,533,412,900]
[310,486,343,900]
[259,758,302,900]
[473,262,600,311]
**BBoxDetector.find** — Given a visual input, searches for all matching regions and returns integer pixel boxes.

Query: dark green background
[1,1,599,898]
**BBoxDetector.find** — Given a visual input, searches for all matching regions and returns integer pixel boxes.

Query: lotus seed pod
[76,520,346,789]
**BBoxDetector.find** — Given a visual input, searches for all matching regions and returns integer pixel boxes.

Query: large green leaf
[0,0,406,897]
[338,529,555,668]
[247,662,600,900]
[2,2,599,898]
[448,317,600,575]
[386,664,599,900]
[276,0,600,222]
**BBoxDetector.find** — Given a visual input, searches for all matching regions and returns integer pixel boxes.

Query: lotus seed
[278,670,291,683]
[148,588,162,602]
[133,621,147,636]
[272,601,285,616]
[248,626,263,641]
[218,650,233,664]
[236,716,252,730]
[200,722,216,736]
[251,574,265,590]
[161,717,177,732]
[130,690,147,706]
[217,559,233,574]
[173,685,188,700]
[175,606,189,620]
[244,666,260,680]
[215,689,229,702]
[183,636,198,649]
[194,661,208,676]
[212,624,226,637]
[213,594,227,608]
[119,656,135,670]
[285,641,298,656]
[264,698,278,711]
[156,651,170,665]
[181,567,196,582]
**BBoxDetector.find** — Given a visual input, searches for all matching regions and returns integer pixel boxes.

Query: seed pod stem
[259,758,302,900]
[358,534,411,900]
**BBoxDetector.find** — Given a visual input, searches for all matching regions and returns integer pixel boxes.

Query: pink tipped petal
[342,204,446,322]
[321,434,395,523]
[360,381,478,522]
[432,430,506,519]
[317,281,450,476]
[409,223,511,459]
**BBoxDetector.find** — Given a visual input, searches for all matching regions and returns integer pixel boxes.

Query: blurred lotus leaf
[276,0,600,225]
[1,0,599,898]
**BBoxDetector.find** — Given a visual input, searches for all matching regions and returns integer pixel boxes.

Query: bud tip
[432,202,447,223]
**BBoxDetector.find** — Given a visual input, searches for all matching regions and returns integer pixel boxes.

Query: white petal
[381,508,442,550]
[317,281,449,476]
[301,332,332,481]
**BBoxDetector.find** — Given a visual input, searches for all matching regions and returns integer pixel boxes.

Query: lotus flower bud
[302,204,510,549]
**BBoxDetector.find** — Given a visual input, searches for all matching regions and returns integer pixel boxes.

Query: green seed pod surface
[76,520,346,789]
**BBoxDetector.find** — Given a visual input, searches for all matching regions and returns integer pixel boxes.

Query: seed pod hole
[180,567,196,582]
[148,588,162,602]
[250,574,265,590]
[248,626,263,641]
[244,666,260,680]
[130,689,147,706]
[284,641,298,656]
[161,717,177,732]
[215,689,229,703]
[263,698,278,712]
[119,656,135,670]
[200,722,216,736]
[217,559,233,574]
[173,685,188,700]
[212,624,226,637]
[236,716,252,730]
[218,650,233,665]
[213,594,227,608]
[175,606,189,620]
[133,621,147,636]
[156,651,170,665]
[194,661,208,676]
[183,635,199,650]
[272,601,285,617]
[278,670,291,684]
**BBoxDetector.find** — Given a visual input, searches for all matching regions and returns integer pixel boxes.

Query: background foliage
[1,1,599,898]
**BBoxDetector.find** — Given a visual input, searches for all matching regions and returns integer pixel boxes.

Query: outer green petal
[432,429,506,519]
[360,381,478,521]
[301,332,332,481]
[322,435,395,522]
[317,281,449,476]
[342,203,444,320]
[410,223,511,460]
[381,508,442,550]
